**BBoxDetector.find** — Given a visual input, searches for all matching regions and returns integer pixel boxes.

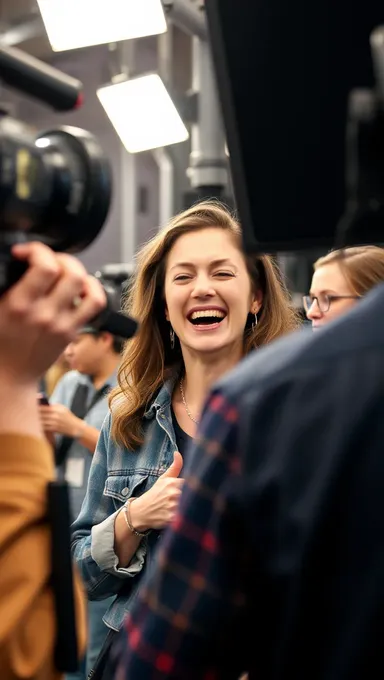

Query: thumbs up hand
[129,452,184,532]
[159,450,183,479]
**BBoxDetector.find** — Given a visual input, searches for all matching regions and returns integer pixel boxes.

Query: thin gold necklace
[179,378,200,424]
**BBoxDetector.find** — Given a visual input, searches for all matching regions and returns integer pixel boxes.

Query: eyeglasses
[303,294,359,314]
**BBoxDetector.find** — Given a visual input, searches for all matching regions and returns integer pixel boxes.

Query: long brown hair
[314,245,384,295]
[110,201,299,449]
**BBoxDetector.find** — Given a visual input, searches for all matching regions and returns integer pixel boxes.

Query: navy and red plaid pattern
[114,391,246,679]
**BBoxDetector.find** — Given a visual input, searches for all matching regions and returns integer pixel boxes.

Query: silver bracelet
[123,498,149,538]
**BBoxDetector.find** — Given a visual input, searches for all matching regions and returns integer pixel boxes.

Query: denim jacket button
[121,487,129,496]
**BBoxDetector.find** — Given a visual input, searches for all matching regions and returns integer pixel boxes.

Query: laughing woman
[71,201,299,677]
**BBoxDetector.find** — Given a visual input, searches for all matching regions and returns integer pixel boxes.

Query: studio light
[37,0,167,52]
[97,74,189,153]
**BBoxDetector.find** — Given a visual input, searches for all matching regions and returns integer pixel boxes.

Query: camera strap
[47,478,79,673]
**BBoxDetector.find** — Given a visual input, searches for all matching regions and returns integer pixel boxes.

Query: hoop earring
[170,327,175,349]
[252,313,258,332]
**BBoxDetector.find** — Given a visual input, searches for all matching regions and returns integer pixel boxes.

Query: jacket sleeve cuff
[91,509,147,577]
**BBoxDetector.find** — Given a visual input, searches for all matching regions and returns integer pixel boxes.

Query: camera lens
[34,126,112,252]
[0,119,112,253]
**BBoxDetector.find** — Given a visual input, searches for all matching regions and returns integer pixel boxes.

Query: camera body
[0,117,113,294]
[0,45,113,295]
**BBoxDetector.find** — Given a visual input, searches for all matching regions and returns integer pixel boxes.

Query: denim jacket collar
[143,373,179,420]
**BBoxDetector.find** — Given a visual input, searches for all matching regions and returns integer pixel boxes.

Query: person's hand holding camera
[0,242,106,437]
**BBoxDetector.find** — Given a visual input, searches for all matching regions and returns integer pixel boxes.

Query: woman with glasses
[304,245,384,329]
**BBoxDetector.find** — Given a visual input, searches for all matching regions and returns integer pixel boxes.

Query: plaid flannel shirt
[114,389,247,680]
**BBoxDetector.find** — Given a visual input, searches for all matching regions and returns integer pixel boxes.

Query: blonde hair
[314,245,384,296]
[110,201,299,449]
[44,355,70,397]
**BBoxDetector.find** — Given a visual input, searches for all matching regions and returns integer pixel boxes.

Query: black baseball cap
[79,278,137,339]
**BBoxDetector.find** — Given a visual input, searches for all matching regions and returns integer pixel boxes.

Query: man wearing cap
[39,324,122,519]
[39,317,123,680]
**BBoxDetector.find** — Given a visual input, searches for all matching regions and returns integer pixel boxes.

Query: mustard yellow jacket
[0,434,86,680]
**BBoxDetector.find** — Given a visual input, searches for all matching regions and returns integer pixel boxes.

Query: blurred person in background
[39,327,123,519]
[0,241,105,680]
[304,245,384,327]
[71,200,299,679]
[39,303,123,680]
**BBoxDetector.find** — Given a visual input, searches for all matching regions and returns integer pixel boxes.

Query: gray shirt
[51,370,118,519]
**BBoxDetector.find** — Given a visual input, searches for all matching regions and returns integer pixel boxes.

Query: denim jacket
[71,378,177,631]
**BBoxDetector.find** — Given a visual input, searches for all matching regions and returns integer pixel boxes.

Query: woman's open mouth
[187,308,227,331]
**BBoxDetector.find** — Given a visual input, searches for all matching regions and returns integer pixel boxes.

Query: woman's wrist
[128,497,151,533]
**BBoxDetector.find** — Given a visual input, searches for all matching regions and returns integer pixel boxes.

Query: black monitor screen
[205,0,384,253]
